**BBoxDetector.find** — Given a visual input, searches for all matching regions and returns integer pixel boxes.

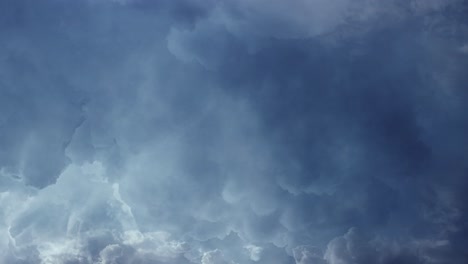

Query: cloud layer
[1,0,468,263]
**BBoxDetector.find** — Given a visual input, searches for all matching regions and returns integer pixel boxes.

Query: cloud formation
[1,0,468,263]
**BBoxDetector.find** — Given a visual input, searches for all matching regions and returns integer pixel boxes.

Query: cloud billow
[1,0,467,263]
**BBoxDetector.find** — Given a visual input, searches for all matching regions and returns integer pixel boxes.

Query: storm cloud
[1,0,468,263]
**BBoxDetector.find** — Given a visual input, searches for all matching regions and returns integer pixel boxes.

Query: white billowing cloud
[324,228,375,264]
[2,160,192,263]
[37,239,89,264]
[201,249,231,264]
[293,245,326,264]
[98,230,189,263]
[5,162,115,260]
[120,230,188,258]
[1,0,467,263]
[322,228,458,264]
[244,244,263,261]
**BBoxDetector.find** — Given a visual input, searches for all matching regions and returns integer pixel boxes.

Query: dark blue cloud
[1,0,467,263]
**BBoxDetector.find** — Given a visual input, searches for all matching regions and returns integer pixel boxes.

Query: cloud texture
[1,0,468,263]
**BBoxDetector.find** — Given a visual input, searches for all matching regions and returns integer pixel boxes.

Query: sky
[1,0,468,263]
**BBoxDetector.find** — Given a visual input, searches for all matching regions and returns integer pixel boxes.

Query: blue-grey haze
[1,0,468,263]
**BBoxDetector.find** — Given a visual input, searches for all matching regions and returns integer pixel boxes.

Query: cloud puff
[201,249,231,264]
[1,0,468,263]
[293,245,326,264]
[244,245,263,262]
[323,228,463,264]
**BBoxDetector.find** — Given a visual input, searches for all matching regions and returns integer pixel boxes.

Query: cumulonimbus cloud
[1,0,467,263]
